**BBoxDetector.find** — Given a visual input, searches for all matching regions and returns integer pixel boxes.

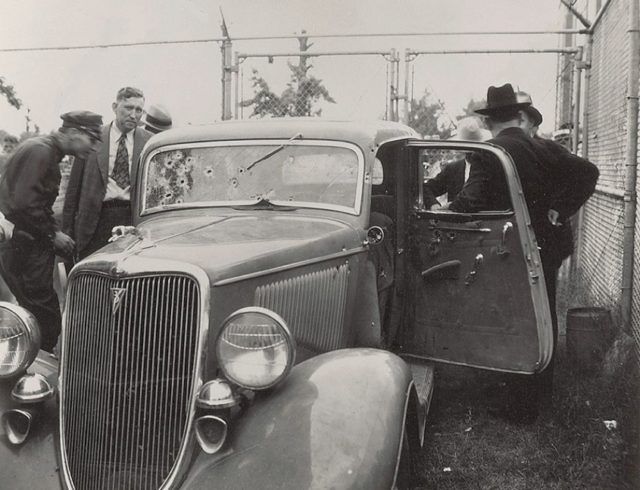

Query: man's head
[515,91,543,137]
[113,86,145,133]
[2,135,18,155]
[59,111,103,158]
[144,104,172,134]
[475,83,531,136]
[450,117,491,142]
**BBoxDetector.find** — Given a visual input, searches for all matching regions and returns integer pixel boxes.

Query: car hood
[78,213,364,284]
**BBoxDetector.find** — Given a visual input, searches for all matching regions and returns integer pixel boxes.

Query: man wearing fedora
[450,83,598,421]
[517,91,599,265]
[0,110,102,352]
[63,87,152,260]
[144,104,173,134]
[423,116,491,210]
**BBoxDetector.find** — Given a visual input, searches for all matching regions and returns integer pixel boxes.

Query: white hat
[450,117,491,141]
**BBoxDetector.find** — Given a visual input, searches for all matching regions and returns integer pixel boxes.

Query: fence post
[571,46,583,154]
[388,49,397,121]
[402,49,411,125]
[220,38,233,120]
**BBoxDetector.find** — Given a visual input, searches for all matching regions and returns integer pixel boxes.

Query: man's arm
[9,145,60,242]
[62,156,85,237]
[423,165,452,209]
[449,154,508,213]
[542,140,599,221]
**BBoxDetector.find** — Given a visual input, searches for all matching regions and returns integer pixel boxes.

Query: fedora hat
[144,104,172,134]
[516,91,543,126]
[449,116,491,142]
[475,83,531,116]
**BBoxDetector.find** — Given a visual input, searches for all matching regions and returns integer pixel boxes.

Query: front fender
[182,348,413,490]
[0,351,60,489]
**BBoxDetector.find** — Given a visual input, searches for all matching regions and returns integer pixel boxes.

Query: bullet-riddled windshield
[142,141,364,214]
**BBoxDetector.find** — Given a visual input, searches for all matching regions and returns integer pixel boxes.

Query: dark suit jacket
[450,127,598,267]
[62,124,151,253]
[423,158,465,208]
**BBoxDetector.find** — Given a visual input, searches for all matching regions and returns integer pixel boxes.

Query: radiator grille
[61,272,200,490]
[255,263,349,352]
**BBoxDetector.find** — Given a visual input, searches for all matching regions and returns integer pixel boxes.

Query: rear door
[396,140,553,374]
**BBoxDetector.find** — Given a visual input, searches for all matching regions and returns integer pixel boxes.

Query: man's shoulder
[12,136,55,159]
[491,127,527,144]
[135,127,153,144]
[535,137,571,154]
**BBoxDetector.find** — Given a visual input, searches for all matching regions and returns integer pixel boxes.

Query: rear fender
[183,349,414,490]
[0,352,60,488]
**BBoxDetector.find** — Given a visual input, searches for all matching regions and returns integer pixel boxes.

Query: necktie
[112,133,130,189]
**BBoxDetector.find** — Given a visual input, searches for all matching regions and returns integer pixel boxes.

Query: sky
[0,0,586,137]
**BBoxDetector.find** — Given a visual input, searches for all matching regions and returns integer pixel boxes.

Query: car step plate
[404,357,435,447]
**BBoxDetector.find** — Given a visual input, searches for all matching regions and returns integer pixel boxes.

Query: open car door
[396,140,553,374]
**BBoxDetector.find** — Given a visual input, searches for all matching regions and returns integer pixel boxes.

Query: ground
[409,271,640,489]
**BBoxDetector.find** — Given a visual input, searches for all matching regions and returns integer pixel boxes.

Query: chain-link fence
[404,48,579,139]
[233,49,396,122]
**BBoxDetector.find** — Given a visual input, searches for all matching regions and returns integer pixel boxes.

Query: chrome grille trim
[59,264,210,490]
[255,262,349,352]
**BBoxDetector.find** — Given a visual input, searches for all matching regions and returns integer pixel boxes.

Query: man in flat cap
[0,110,102,352]
[63,87,152,260]
[450,83,598,422]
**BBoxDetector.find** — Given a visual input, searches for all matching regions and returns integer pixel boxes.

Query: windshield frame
[140,139,366,217]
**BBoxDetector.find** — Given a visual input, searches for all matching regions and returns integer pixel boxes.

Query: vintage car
[0,119,553,489]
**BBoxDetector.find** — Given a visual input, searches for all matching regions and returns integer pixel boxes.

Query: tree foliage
[0,77,22,110]
[241,33,335,118]
[407,89,452,139]
[458,98,486,119]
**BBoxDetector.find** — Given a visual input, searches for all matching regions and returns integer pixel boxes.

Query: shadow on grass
[410,336,639,490]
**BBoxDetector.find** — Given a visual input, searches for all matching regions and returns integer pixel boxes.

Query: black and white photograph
[0,1,638,488]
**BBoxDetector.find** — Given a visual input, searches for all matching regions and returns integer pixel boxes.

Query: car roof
[143,118,419,154]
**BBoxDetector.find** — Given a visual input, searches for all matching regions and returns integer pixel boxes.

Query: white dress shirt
[0,211,14,241]
[104,123,134,201]
[464,158,471,183]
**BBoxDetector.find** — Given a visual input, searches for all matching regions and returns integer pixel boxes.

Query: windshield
[142,141,364,214]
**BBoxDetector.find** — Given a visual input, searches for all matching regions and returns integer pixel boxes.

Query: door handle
[497,222,513,257]
[464,253,484,286]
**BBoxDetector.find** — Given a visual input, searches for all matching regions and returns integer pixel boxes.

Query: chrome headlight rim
[216,306,296,390]
[0,302,41,379]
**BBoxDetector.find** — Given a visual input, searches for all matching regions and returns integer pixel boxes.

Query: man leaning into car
[0,111,102,353]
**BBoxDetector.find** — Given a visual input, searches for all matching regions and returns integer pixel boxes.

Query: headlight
[0,302,41,378]
[216,307,295,390]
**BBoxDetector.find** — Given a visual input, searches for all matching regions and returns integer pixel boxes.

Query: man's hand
[429,203,443,211]
[548,209,560,226]
[53,231,75,257]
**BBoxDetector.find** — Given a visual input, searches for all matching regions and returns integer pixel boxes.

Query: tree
[241,32,335,118]
[458,98,486,119]
[0,77,22,110]
[407,89,453,139]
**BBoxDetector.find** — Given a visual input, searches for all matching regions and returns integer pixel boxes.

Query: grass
[408,274,639,489]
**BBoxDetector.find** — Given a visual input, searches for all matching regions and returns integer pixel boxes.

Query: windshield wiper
[245,132,303,171]
[231,196,297,211]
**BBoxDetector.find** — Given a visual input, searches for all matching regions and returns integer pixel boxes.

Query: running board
[404,357,434,447]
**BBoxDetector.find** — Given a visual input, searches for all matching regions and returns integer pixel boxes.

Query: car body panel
[88,212,366,286]
[391,139,553,373]
[0,353,60,489]
[182,349,412,490]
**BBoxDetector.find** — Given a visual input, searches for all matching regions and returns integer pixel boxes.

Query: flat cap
[60,110,103,140]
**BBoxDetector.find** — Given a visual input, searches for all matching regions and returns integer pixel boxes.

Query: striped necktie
[111,133,130,189]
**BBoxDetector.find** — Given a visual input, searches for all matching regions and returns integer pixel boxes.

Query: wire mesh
[235,53,391,121]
